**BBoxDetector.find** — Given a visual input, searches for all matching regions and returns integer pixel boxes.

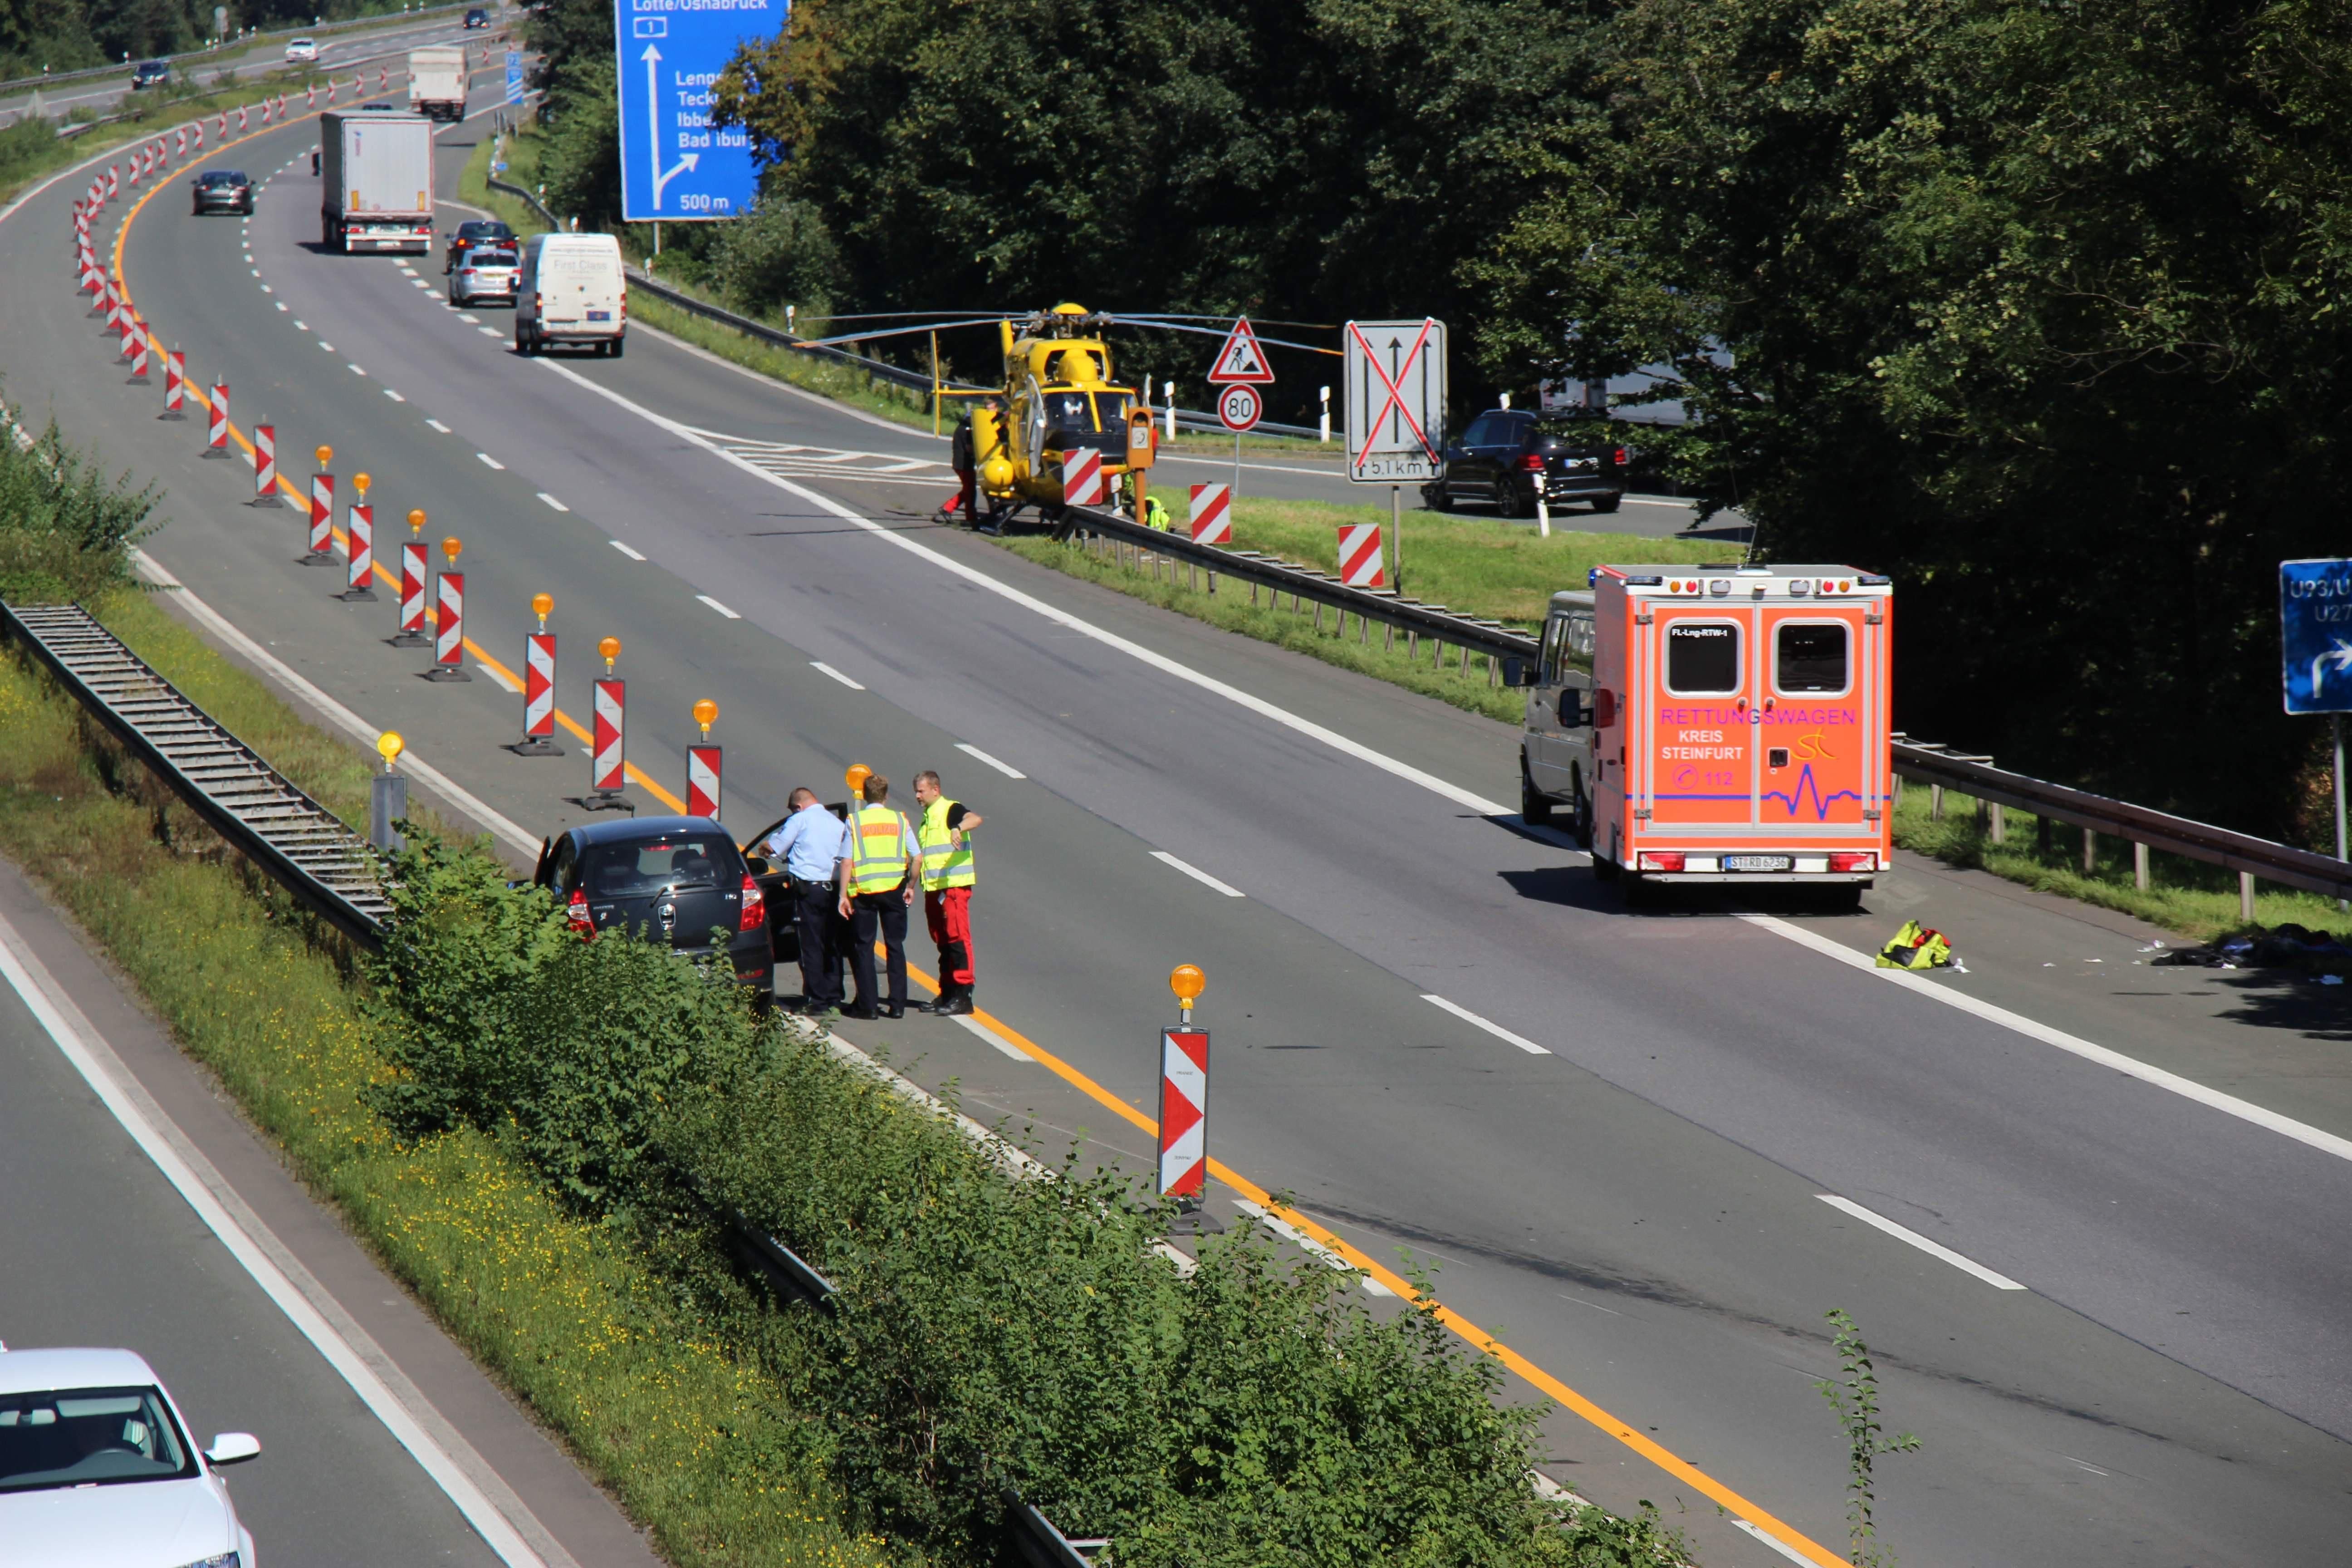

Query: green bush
[0,417,156,603]
[371,841,1685,1567]
[707,198,845,319]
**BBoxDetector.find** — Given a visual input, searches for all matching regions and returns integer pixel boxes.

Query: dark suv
[130,59,170,89]
[191,170,253,215]
[1423,409,1626,518]
[464,7,490,25]
[531,817,774,1002]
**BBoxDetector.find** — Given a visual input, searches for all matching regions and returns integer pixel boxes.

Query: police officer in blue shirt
[764,787,853,1015]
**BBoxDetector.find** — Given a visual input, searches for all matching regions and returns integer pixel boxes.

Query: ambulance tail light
[1639,852,1686,872]
[1828,852,1877,873]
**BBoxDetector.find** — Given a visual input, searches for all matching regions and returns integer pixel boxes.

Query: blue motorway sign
[505,49,524,107]
[612,0,776,222]
[2281,558,2352,714]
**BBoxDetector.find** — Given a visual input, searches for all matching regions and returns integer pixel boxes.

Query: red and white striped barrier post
[204,383,230,456]
[125,328,150,384]
[83,264,104,311]
[304,448,337,563]
[117,311,139,363]
[687,700,721,818]
[305,83,316,109]
[426,539,470,681]
[161,349,186,418]
[1337,522,1386,588]
[105,165,118,200]
[1063,447,1105,507]
[127,152,139,189]
[100,279,120,333]
[392,511,431,645]
[274,93,286,118]
[338,475,377,601]
[253,422,281,506]
[1189,482,1232,544]
[236,103,248,132]
[1156,965,1213,1224]
[175,127,186,156]
[511,594,561,755]
[378,66,388,92]
[586,638,628,809]
[325,79,337,104]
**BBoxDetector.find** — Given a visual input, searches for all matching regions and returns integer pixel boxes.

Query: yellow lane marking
[107,140,1841,1568]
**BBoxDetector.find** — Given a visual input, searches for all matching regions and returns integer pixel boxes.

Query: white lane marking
[0,912,554,1568]
[809,661,865,690]
[426,418,451,433]
[384,389,406,403]
[318,341,334,352]
[1815,1195,2025,1291]
[1750,916,2352,1167]
[535,492,568,512]
[274,301,287,310]
[1233,1200,1397,1296]
[249,266,260,276]
[1421,994,1552,1055]
[696,594,740,619]
[476,661,521,693]
[348,363,365,375]
[294,319,309,330]
[459,312,480,323]
[1729,1518,1816,1566]
[1151,850,1245,898]
[536,364,1513,817]
[479,326,501,337]
[130,552,537,857]
[260,285,272,294]
[954,742,1025,779]
[951,1013,1030,1061]
[412,279,430,289]
[609,540,646,561]
[2061,1455,2111,1477]
[475,452,504,470]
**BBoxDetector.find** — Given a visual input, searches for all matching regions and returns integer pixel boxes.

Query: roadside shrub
[0,417,156,603]
[707,197,844,319]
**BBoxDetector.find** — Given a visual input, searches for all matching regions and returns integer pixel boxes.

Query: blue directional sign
[505,49,524,107]
[2281,558,2352,714]
[612,0,776,222]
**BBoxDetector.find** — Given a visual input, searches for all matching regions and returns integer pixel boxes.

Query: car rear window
[576,836,740,896]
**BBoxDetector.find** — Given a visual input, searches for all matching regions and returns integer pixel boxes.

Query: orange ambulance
[1517,563,1893,906]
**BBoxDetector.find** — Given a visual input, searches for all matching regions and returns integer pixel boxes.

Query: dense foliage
[368,840,1684,1567]
[1,0,412,78]
[0,416,155,603]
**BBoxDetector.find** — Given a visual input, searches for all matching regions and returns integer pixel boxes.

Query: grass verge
[0,589,887,1568]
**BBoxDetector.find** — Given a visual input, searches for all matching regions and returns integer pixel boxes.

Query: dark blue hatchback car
[530,816,774,1002]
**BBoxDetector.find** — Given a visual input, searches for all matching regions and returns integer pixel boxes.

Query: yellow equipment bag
[1876,919,1954,970]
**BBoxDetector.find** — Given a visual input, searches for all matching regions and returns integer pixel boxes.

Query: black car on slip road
[530,817,774,1002]
[464,7,490,25]
[1422,408,1627,518]
[130,59,170,89]
[191,171,253,216]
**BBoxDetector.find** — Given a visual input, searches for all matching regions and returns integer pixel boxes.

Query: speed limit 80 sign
[1217,384,1263,432]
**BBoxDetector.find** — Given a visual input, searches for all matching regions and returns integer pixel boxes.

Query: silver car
[449,244,519,307]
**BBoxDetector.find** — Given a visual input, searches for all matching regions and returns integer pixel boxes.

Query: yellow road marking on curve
[105,137,1842,1568]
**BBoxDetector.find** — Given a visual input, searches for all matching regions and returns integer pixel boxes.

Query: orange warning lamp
[1170,963,1205,1022]
[845,763,871,798]
[441,536,462,564]
[598,635,621,674]
[352,472,371,497]
[314,444,332,466]
[407,508,425,537]
[531,593,553,632]
[693,698,718,738]
[376,730,403,774]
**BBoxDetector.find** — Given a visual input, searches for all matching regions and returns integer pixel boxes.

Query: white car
[0,1347,260,1568]
[283,38,318,63]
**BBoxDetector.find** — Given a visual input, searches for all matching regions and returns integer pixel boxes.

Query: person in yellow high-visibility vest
[835,772,919,1019]
[911,769,984,1015]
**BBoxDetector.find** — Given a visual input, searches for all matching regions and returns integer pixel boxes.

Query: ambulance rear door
[1756,600,1881,834]
[1642,603,1758,829]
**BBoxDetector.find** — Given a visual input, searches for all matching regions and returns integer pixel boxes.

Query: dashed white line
[249,266,260,276]
[535,492,568,512]
[347,363,365,375]
[294,319,309,330]
[478,326,501,338]
[318,341,334,352]
[1150,850,1245,898]
[383,389,405,402]
[1421,994,1551,1055]
[953,742,1025,779]
[411,279,431,289]
[1815,1195,2025,1290]
[476,662,521,693]
[950,1012,1031,1061]
[260,284,272,294]
[475,452,504,470]
[459,312,480,323]
[696,594,741,619]
[608,540,645,560]
[274,301,286,310]
[425,419,450,433]
[809,661,864,691]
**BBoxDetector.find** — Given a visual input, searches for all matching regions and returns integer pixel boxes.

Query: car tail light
[1640,852,1686,872]
[1518,453,1545,471]
[1828,852,1876,873]
[1613,447,1628,465]
[739,873,765,931]
[566,886,595,936]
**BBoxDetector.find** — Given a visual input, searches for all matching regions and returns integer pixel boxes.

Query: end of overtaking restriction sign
[1343,318,1446,484]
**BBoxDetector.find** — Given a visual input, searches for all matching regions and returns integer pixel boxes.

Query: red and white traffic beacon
[1521,564,1893,907]
[1157,964,1220,1235]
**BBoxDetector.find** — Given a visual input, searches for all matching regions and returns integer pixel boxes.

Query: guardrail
[1891,739,2350,917]
[0,4,478,99]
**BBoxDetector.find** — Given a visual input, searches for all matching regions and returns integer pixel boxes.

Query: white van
[515,233,626,357]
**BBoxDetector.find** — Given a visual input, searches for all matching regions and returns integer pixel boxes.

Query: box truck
[407,46,468,122]
[1518,564,1893,906]
[319,111,435,254]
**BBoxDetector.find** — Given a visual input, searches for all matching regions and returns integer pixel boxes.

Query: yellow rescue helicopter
[960,303,1159,526]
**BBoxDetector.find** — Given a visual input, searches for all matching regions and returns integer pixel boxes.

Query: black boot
[938,986,975,1016]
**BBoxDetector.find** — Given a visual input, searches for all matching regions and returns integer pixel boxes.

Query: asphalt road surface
[4,91,2351,1568]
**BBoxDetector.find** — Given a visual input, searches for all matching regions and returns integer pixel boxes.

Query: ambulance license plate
[1725,854,1792,872]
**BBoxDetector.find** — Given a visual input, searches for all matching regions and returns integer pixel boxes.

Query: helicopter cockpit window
[1045,392,1095,430]
[1092,391,1132,429]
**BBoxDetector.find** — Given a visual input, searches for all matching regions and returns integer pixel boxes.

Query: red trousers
[926,886,975,986]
